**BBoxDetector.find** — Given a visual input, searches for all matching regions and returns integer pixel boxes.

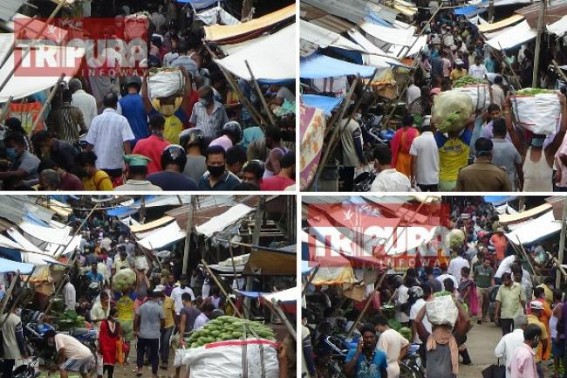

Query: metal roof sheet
[0,0,24,22]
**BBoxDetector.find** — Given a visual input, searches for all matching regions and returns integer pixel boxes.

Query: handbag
[116,338,125,365]
[482,358,506,378]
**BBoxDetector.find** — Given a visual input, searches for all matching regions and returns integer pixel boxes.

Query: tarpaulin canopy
[175,0,223,9]
[204,3,295,43]
[301,94,343,116]
[137,221,186,250]
[130,216,175,234]
[0,257,34,274]
[19,221,71,245]
[7,228,43,254]
[242,247,296,276]
[301,53,376,79]
[505,210,561,245]
[454,4,486,17]
[360,21,416,47]
[486,20,536,50]
[478,14,525,33]
[0,34,85,102]
[195,204,254,238]
[300,104,325,190]
[213,24,295,81]
[347,29,391,56]
[261,287,298,303]
[195,5,239,25]
[22,252,61,266]
[301,260,318,275]
[310,266,356,285]
[208,253,249,273]
[483,196,518,206]
[548,15,567,36]
[499,204,552,225]
[301,20,365,52]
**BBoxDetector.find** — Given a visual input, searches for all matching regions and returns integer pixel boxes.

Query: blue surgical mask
[6,147,17,160]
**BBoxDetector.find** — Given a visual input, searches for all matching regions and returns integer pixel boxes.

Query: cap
[496,227,504,233]
[530,301,543,310]
[154,284,166,293]
[455,59,464,65]
[124,154,151,167]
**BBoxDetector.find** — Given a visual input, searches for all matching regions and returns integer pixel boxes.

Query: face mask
[199,98,210,106]
[6,147,17,160]
[531,137,545,149]
[207,165,225,177]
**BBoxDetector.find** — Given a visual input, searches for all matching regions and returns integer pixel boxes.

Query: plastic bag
[183,338,279,378]
[511,90,560,135]
[451,84,490,111]
[174,348,188,368]
[111,268,136,292]
[147,68,184,99]
[445,229,465,252]
[426,294,459,326]
[432,91,474,133]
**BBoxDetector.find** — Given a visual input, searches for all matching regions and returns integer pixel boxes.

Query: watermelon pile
[186,316,276,348]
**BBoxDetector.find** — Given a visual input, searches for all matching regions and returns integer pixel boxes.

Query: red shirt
[259,175,294,191]
[132,134,171,174]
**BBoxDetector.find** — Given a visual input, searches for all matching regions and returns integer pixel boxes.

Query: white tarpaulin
[137,221,186,250]
[196,6,240,26]
[301,20,365,52]
[21,251,60,266]
[0,34,86,102]
[360,22,416,47]
[214,24,295,81]
[45,235,82,256]
[548,16,567,36]
[0,233,23,250]
[486,20,536,50]
[348,30,392,56]
[19,221,71,245]
[261,287,298,303]
[196,204,254,237]
[221,35,270,56]
[505,210,561,245]
[7,228,43,254]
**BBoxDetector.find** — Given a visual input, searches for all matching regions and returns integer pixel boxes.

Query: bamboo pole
[182,196,196,276]
[552,60,567,83]
[0,0,69,95]
[0,268,35,329]
[202,41,266,127]
[269,299,297,340]
[45,203,101,316]
[0,96,13,124]
[301,265,320,297]
[244,60,277,125]
[228,243,240,290]
[201,260,242,317]
[31,73,66,132]
[532,0,546,88]
[346,271,387,340]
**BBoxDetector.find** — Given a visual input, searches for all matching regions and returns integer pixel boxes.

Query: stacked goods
[451,76,490,111]
[432,91,474,133]
[426,292,458,326]
[57,310,86,331]
[111,268,136,292]
[147,67,184,99]
[182,316,279,378]
[511,88,560,135]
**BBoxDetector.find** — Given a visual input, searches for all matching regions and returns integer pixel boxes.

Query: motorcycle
[320,336,350,378]
[400,343,425,378]
[0,357,40,378]
[21,310,56,362]
[359,114,394,148]
[353,170,376,192]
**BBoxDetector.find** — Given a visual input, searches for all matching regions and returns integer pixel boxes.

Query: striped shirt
[189,101,229,138]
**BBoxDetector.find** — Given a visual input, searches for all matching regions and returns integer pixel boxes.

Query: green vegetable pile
[516,88,557,96]
[112,268,136,292]
[186,316,276,348]
[453,76,487,88]
[57,310,85,331]
[399,327,412,342]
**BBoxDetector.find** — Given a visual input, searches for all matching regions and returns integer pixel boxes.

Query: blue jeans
[160,327,174,366]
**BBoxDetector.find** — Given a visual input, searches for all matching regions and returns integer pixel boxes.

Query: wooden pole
[31,73,66,132]
[0,271,20,320]
[557,197,567,288]
[552,60,567,83]
[45,203,101,316]
[244,60,277,125]
[182,196,196,276]
[0,0,69,95]
[0,96,13,124]
[301,265,320,297]
[228,243,240,290]
[0,268,36,330]
[532,0,547,88]
[202,42,266,127]
[346,271,387,339]
[201,260,242,317]
[269,299,297,340]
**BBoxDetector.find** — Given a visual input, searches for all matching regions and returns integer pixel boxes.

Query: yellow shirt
[163,297,175,329]
[436,129,472,182]
[527,314,548,362]
[82,170,113,191]
[495,282,526,319]
[116,295,134,321]
[450,68,467,82]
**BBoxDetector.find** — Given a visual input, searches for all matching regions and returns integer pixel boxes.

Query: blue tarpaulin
[454,5,486,17]
[300,54,376,79]
[0,257,34,274]
[106,196,158,217]
[365,13,392,27]
[302,94,343,116]
[484,196,518,205]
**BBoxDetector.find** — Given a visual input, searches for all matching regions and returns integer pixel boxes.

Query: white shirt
[409,131,439,185]
[448,256,470,282]
[469,64,488,79]
[370,169,411,192]
[495,328,524,378]
[193,313,209,330]
[171,286,196,315]
[409,299,432,344]
[72,90,98,130]
[377,328,409,378]
[86,108,135,170]
[64,282,77,311]
[406,84,421,105]
[494,255,517,279]
[395,285,410,323]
